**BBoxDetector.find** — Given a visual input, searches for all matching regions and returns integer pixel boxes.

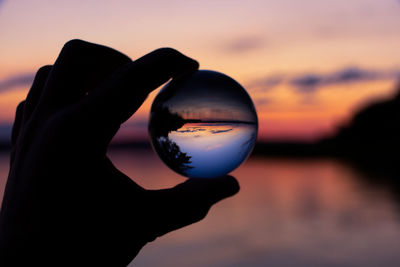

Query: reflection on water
[157,122,257,178]
[1,150,400,266]
[114,150,400,267]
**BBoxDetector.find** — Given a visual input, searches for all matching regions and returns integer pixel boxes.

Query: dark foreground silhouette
[322,86,400,161]
[0,40,239,266]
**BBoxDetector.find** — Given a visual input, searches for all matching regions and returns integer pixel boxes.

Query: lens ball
[149,70,258,178]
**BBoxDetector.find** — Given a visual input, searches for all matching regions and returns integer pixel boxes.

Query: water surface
[159,122,257,177]
[1,150,400,266]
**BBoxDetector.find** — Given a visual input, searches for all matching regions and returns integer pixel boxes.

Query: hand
[0,40,239,266]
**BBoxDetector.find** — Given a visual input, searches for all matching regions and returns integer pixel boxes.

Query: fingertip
[147,175,239,237]
[154,47,198,63]
[190,59,200,72]
[205,175,240,200]
[179,175,240,204]
[148,47,199,75]
[221,175,240,196]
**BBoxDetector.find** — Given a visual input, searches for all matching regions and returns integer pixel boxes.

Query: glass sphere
[149,70,258,178]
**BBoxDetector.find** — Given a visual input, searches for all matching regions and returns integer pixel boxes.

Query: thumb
[145,175,240,240]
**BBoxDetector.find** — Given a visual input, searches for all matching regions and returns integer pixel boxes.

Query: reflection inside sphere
[149,70,258,178]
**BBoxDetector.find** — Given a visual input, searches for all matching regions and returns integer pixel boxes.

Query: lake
[1,149,400,266]
[153,122,257,178]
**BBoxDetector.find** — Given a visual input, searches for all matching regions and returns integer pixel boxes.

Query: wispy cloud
[246,75,283,92]
[290,67,400,93]
[255,98,272,107]
[210,129,233,134]
[0,72,35,93]
[246,67,400,94]
[176,127,206,133]
[222,36,265,54]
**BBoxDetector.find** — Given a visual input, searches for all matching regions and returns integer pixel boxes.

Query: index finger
[79,48,199,129]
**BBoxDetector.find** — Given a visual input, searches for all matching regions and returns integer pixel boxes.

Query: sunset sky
[1,0,400,141]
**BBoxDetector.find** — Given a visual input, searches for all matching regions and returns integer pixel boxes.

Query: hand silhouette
[0,40,239,266]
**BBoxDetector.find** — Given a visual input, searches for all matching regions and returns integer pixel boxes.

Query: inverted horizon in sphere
[149,70,258,178]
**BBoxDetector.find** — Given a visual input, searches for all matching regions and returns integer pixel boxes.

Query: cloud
[176,127,206,133]
[255,98,272,106]
[246,75,283,92]
[0,72,35,93]
[290,75,323,93]
[290,67,400,93]
[210,129,233,134]
[245,66,400,99]
[222,36,265,54]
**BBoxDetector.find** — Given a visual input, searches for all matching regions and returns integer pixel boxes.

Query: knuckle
[61,39,91,54]
[154,47,181,58]
[63,39,86,48]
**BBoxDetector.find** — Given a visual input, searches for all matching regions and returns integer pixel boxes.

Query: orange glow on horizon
[1,0,400,141]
